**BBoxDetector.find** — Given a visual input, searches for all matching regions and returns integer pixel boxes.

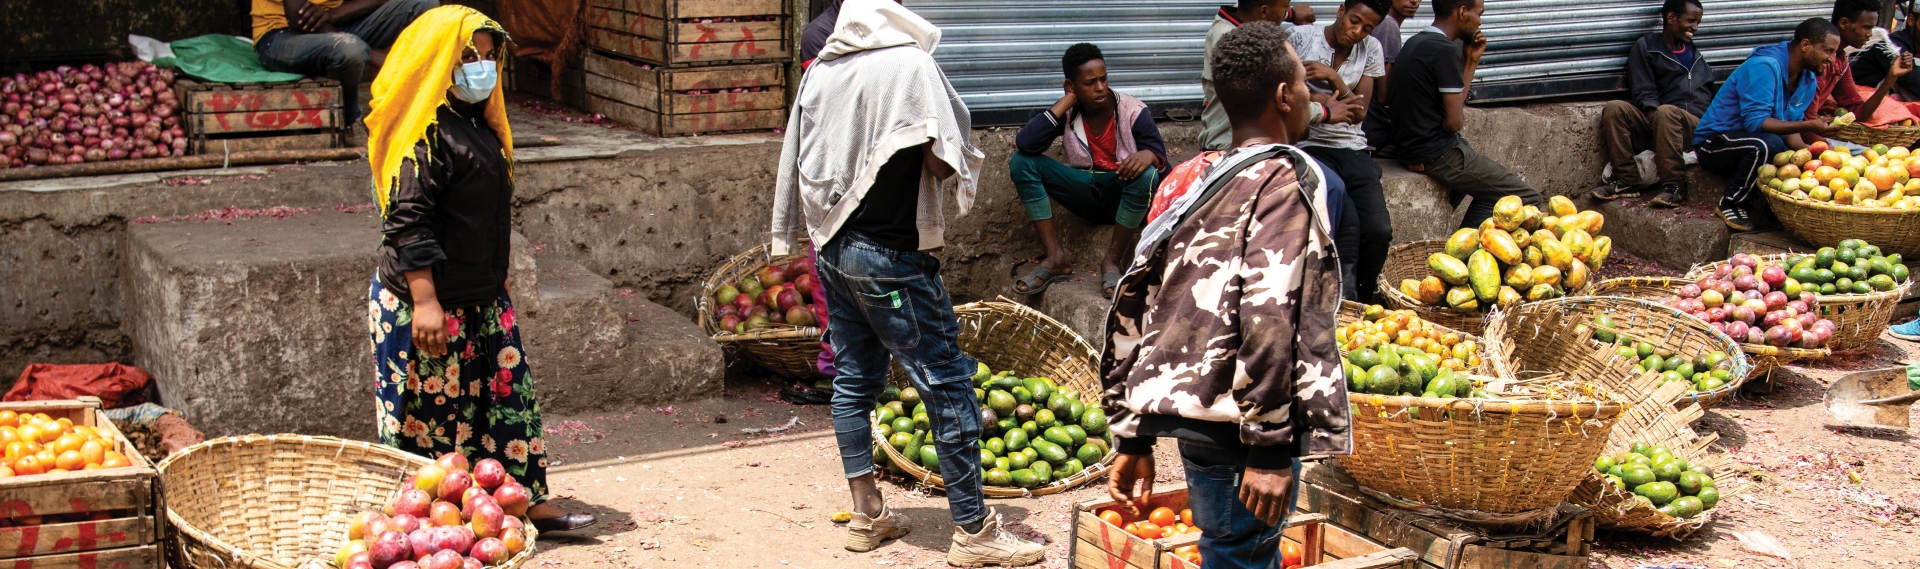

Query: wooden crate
[174,78,344,154]
[1071,483,1418,569]
[0,398,162,569]
[1297,461,1593,569]
[582,51,787,136]
[586,0,789,68]
[507,52,586,109]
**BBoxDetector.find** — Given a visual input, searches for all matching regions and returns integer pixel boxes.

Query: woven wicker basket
[698,243,825,379]
[1341,390,1625,515]
[874,298,1112,497]
[1377,240,1597,335]
[1760,186,1920,259]
[1482,295,1752,410]
[1334,301,1495,375]
[159,435,537,569]
[1567,376,1748,539]
[1831,122,1920,148]
[1586,277,1828,406]
[1683,254,1908,352]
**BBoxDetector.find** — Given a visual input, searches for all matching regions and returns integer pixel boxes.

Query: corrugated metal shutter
[915,0,1828,124]
[914,0,1221,126]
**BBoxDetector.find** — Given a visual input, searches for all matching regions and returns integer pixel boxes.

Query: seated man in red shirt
[1807,0,1909,132]
[1010,43,1168,298]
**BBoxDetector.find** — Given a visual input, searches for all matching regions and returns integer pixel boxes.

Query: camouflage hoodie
[1100,144,1352,467]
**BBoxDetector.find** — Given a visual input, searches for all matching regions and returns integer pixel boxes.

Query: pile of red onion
[0,62,187,169]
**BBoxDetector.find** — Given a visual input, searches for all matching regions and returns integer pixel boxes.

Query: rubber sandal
[1102,272,1121,298]
[1010,258,1071,295]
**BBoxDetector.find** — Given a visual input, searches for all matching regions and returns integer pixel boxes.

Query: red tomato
[1148,507,1178,528]
[1181,550,1203,564]
[1132,521,1161,539]
[1282,541,1304,567]
[1099,510,1126,528]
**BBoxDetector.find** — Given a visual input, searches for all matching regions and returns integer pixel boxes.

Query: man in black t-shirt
[1382,0,1542,228]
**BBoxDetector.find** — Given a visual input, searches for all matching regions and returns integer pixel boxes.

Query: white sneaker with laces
[946,508,1045,567]
[845,503,910,552]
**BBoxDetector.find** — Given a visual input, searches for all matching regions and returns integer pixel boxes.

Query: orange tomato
[71,426,96,440]
[1179,508,1193,526]
[101,451,131,469]
[1185,524,1202,535]
[0,428,15,445]
[1148,506,1177,528]
[1098,510,1125,528]
[54,418,72,432]
[4,442,26,460]
[1282,541,1304,567]
[1181,550,1202,564]
[1159,525,1179,539]
[53,450,83,471]
[33,450,55,466]
[17,425,41,447]
[79,441,104,466]
[12,455,42,476]
[51,434,83,455]
[0,411,17,428]
[1131,521,1161,540]
[0,465,12,477]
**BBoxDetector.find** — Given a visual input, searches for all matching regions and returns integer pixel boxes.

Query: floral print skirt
[369,276,549,503]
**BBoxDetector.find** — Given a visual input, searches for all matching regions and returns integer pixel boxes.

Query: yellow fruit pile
[1337,304,1482,372]
[0,410,134,476]
[1399,195,1612,311]
[1760,141,1920,209]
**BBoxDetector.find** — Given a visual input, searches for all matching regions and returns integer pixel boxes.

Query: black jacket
[1852,27,1920,99]
[378,100,513,310]
[1626,32,1714,117]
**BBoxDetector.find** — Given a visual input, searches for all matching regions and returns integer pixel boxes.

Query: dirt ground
[528,335,1920,569]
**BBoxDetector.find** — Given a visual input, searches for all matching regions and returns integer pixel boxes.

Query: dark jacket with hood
[1852,26,1920,98]
[1627,31,1715,117]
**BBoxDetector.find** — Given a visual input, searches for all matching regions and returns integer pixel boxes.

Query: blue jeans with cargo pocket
[1181,441,1303,569]
[818,231,986,526]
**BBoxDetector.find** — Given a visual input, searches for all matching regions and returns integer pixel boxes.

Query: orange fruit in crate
[1148,507,1177,527]
[0,411,17,428]
[53,451,83,471]
[101,451,131,468]
[3,441,25,460]
[72,426,96,439]
[1130,521,1161,539]
[1179,508,1193,526]
[1098,510,1125,528]
[17,425,41,446]
[51,434,83,455]
[54,418,71,432]
[12,455,42,476]
[1282,541,1303,567]
[80,441,104,466]
[33,450,55,466]
[0,465,12,477]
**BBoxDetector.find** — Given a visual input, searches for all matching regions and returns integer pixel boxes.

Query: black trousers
[1304,146,1390,304]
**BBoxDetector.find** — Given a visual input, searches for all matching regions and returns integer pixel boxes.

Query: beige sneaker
[946,508,1046,567]
[845,505,910,552]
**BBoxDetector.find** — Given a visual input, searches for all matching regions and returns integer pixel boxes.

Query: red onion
[171,138,186,152]
[112,126,127,137]
[52,144,69,156]
[82,136,99,147]
[0,132,14,146]
[110,116,128,127]
[48,133,64,145]
[81,126,98,137]
[57,91,75,104]
[47,118,63,132]
[45,154,64,165]
[129,113,146,128]
[151,104,172,118]
[38,82,56,94]
[82,148,104,162]
[81,104,98,117]
[25,148,47,164]
[107,148,126,160]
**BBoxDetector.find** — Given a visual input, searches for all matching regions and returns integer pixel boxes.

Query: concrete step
[126,210,723,439]
[1022,274,1111,346]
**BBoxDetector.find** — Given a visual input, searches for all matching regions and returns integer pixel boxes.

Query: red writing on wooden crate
[0,498,131,559]
[686,25,769,61]
[681,78,770,113]
[204,90,335,131]
[1090,520,1136,569]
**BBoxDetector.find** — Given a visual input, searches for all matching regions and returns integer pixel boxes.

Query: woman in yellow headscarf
[364,5,594,533]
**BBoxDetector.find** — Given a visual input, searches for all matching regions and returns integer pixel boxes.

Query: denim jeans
[1181,441,1302,569]
[1008,152,1160,229]
[255,0,439,124]
[817,231,986,526]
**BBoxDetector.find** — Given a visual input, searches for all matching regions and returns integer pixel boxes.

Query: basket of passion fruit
[870,299,1113,497]
[1756,140,1920,258]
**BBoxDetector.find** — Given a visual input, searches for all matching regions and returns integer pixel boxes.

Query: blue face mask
[451,60,497,103]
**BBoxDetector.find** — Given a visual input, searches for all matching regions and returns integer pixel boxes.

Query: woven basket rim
[1347,393,1626,416]
[1760,184,1920,216]
[161,435,539,569]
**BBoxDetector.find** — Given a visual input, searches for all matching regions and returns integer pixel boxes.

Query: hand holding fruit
[1105,453,1154,516]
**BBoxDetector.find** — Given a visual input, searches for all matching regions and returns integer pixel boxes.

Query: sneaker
[947,509,1046,567]
[1890,319,1920,341]
[1591,178,1643,201]
[1649,184,1688,208]
[1717,203,1756,232]
[846,504,910,552]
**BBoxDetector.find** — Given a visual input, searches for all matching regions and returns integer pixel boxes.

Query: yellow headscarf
[366,5,514,216]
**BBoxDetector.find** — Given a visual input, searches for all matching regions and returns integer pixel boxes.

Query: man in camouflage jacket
[1101,22,1352,569]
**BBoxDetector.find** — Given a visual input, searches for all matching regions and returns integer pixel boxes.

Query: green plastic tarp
[153,34,306,84]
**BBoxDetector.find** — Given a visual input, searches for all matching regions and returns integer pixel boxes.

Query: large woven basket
[1831,121,1920,148]
[1587,277,1827,405]
[1377,240,1597,335]
[875,298,1112,497]
[1567,375,1748,539]
[1341,391,1625,515]
[698,243,825,378]
[1683,254,1908,352]
[1483,295,1752,410]
[1760,186,1920,258]
[159,435,537,569]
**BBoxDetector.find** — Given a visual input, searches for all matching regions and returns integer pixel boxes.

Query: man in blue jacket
[1010,43,1168,298]
[1592,0,1712,205]
[1693,18,1845,232]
